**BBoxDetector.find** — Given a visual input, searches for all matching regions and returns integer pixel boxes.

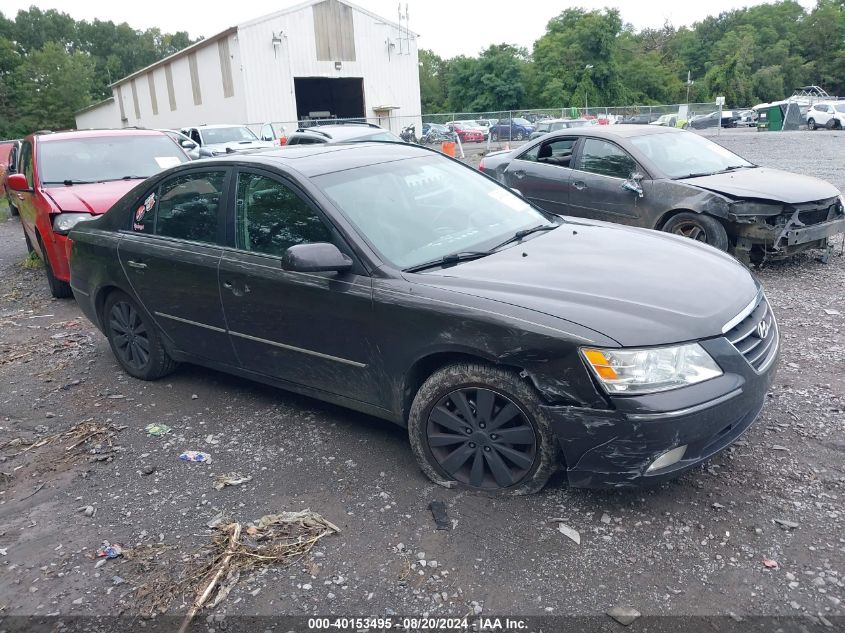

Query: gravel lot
[0,129,843,631]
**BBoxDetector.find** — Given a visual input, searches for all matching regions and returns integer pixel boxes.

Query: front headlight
[52,212,95,235]
[838,194,845,214]
[581,343,722,395]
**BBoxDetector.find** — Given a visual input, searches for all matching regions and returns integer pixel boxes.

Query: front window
[512,118,531,126]
[315,156,552,269]
[833,104,845,113]
[629,131,753,179]
[39,135,188,185]
[577,138,637,179]
[201,126,258,144]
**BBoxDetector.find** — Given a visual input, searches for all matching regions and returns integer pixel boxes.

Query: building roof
[106,0,417,91]
[75,96,115,116]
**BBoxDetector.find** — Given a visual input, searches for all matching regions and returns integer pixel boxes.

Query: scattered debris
[773,518,799,530]
[0,548,7,556]
[96,543,124,559]
[131,509,339,630]
[762,558,779,569]
[78,505,95,517]
[771,445,790,452]
[213,473,252,490]
[712,502,725,509]
[823,308,840,315]
[142,465,156,476]
[0,418,124,459]
[429,501,451,530]
[600,513,612,524]
[17,481,46,501]
[179,451,211,463]
[607,606,640,626]
[557,522,581,545]
[145,423,171,437]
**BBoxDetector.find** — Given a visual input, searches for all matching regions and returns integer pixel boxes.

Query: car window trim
[228,166,368,276]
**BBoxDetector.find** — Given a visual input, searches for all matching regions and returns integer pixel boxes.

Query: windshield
[834,104,845,113]
[39,135,188,184]
[512,118,531,126]
[315,155,552,269]
[202,126,258,144]
[630,131,753,179]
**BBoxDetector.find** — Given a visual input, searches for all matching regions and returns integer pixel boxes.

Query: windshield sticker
[133,192,156,231]
[155,156,182,168]
[488,187,530,212]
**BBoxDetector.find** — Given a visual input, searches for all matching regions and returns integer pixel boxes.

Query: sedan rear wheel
[104,291,177,380]
[662,212,729,251]
[408,363,559,495]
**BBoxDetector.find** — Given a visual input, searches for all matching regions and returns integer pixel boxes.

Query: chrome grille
[725,297,778,372]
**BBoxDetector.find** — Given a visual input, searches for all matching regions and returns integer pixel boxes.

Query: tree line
[0,7,194,139]
[420,0,845,114]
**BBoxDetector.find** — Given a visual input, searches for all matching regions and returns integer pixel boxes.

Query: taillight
[478,159,485,172]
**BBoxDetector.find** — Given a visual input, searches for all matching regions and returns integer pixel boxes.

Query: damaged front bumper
[732,199,845,256]
[542,335,778,489]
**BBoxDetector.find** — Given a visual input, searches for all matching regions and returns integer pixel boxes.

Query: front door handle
[16,193,24,200]
[126,260,147,270]
[512,169,526,179]
[223,280,250,297]
[573,180,587,190]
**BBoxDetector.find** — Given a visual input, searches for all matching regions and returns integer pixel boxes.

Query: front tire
[516,131,525,141]
[408,363,559,495]
[104,291,178,380]
[662,212,730,251]
[808,118,817,130]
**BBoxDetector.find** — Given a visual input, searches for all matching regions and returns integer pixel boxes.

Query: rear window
[39,135,188,185]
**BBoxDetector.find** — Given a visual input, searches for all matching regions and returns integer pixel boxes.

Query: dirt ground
[0,129,843,632]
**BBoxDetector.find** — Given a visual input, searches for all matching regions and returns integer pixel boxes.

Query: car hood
[43,180,143,215]
[413,221,759,347]
[679,167,840,204]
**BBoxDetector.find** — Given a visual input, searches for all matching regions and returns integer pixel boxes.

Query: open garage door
[294,77,365,123]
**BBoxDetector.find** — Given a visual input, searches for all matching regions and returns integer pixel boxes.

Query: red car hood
[42,180,142,215]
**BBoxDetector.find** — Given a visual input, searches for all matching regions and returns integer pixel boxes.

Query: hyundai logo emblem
[756,320,770,339]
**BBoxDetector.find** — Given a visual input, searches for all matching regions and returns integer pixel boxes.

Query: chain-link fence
[241,102,723,155]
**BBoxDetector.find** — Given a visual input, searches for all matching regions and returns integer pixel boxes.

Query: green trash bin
[766,105,784,131]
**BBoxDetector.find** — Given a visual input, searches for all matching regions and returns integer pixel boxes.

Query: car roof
[37,129,168,143]
[196,141,431,177]
[295,125,391,140]
[195,124,250,130]
[546,124,682,139]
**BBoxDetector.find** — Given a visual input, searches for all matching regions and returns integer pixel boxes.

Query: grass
[0,199,9,223]
[21,251,42,269]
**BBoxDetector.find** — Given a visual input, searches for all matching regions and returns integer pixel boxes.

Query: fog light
[646,445,687,473]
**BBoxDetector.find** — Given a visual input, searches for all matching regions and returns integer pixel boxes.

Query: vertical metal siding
[130,79,141,119]
[148,73,159,115]
[218,38,235,98]
[165,64,177,111]
[313,0,356,61]
[188,53,202,105]
[238,3,420,128]
[116,85,127,122]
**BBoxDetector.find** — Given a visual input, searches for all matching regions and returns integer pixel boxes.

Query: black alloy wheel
[108,300,150,372]
[425,387,537,490]
[808,117,817,130]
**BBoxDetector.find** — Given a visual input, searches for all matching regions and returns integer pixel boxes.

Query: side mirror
[198,147,214,158]
[282,243,353,273]
[622,173,644,198]
[181,139,195,148]
[7,173,30,192]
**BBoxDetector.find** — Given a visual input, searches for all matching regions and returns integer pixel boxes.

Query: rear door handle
[126,260,147,270]
[573,181,587,190]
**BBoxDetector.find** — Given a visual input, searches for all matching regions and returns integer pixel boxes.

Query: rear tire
[36,233,72,298]
[9,202,19,216]
[103,290,178,380]
[408,362,559,495]
[662,212,730,252]
[807,118,816,130]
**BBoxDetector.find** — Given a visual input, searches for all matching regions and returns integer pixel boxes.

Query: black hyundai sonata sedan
[69,142,778,494]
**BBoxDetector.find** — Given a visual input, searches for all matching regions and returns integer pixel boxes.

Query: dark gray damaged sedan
[70,142,778,494]
[480,125,845,262]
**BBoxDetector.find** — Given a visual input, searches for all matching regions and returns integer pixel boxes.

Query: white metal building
[75,0,421,134]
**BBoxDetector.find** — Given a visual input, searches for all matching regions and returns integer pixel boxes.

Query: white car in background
[805,102,845,130]
[180,124,275,155]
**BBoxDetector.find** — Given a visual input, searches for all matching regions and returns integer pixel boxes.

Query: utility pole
[686,70,694,104]
[584,64,594,114]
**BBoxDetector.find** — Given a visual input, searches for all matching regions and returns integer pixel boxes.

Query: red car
[7,129,189,298]
[446,124,485,143]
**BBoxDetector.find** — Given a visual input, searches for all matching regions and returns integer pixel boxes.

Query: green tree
[419,48,448,112]
[12,41,95,133]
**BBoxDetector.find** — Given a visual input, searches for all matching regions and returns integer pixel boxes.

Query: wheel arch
[654,207,705,230]
[401,350,526,425]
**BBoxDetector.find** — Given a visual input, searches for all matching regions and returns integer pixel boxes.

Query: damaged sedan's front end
[728,195,845,262]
